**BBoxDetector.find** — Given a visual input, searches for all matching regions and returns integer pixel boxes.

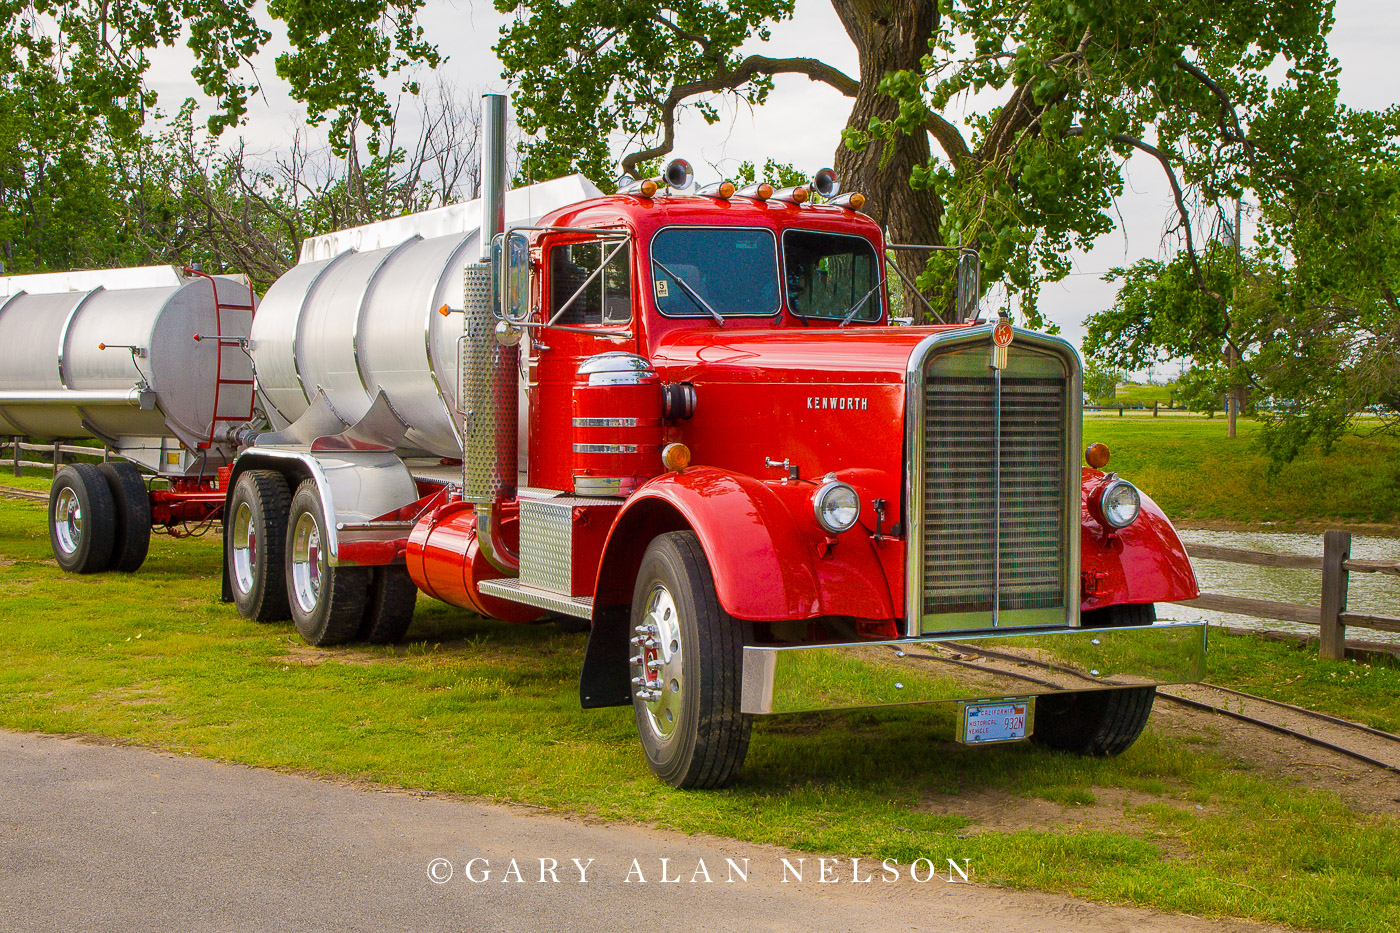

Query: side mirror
[495,230,531,323]
[955,250,981,322]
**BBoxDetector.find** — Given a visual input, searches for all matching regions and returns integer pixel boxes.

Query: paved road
[0,732,1281,933]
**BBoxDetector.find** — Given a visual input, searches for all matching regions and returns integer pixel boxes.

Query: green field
[1084,415,1400,527]
[3,493,1400,931]
[1107,383,1175,405]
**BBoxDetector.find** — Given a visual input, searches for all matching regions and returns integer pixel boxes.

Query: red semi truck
[18,94,1203,787]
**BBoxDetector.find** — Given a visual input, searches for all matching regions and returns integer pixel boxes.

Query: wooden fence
[1179,531,1400,660]
[3,437,107,478]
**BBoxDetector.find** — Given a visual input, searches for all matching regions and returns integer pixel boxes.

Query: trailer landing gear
[629,531,751,789]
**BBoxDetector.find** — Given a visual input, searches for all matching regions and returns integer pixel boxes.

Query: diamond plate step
[478,578,594,620]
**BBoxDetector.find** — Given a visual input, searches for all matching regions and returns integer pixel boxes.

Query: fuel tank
[249,177,601,457]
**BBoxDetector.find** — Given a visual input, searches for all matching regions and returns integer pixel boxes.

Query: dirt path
[0,731,1287,933]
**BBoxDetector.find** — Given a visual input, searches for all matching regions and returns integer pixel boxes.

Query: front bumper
[739,621,1206,715]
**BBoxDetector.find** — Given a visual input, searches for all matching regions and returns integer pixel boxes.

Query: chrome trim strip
[572,417,640,428]
[573,443,641,453]
[903,325,1083,636]
[741,621,1206,715]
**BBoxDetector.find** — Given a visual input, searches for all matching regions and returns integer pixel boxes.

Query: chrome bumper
[739,621,1207,715]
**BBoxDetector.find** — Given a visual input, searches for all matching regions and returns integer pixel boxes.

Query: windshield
[650,227,779,318]
[783,229,882,323]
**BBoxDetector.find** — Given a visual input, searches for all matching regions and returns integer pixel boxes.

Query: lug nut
[629,655,643,665]
[647,659,664,670]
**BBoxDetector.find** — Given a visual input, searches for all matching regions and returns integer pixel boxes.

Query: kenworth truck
[22,94,1203,787]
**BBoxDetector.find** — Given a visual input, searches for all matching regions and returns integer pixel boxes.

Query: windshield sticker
[655,280,669,297]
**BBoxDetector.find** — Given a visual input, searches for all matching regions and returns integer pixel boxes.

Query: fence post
[1118,404,1124,417]
[1319,530,1352,661]
[11,437,19,478]
[1152,400,1159,417]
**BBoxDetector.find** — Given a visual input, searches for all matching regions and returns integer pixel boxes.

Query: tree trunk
[829,0,948,322]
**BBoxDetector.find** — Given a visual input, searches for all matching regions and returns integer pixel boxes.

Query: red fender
[595,466,896,622]
[1080,467,1199,611]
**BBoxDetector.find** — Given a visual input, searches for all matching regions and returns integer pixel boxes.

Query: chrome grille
[922,374,1066,624]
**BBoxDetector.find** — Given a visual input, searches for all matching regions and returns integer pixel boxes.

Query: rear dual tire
[48,462,152,574]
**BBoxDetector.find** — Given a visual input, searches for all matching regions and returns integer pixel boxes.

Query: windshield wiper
[651,258,725,324]
[838,279,884,327]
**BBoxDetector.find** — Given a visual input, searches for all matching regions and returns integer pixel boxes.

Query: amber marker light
[661,442,692,472]
[1085,442,1111,469]
[792,186,809,204]
[847,193,865,209]
[719,180,735,198]
[640,179,658,198]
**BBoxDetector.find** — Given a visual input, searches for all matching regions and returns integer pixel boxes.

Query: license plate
[959,699,1033,745]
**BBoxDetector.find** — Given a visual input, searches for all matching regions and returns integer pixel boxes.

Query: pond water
[1162,528,1400,644]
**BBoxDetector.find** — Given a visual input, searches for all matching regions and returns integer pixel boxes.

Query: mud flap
[579,605,631,708]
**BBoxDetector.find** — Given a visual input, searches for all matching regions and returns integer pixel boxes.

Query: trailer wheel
[1032,604,1157,756]
[629,531,751,789]
[48,464,117,574]
[286,480,369,646]
[98,462,152,573]
[358,566,418,644]
[227,470,292,622]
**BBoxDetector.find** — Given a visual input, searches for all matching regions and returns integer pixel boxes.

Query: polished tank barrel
[249,176,601,458]
[0,266,253,461]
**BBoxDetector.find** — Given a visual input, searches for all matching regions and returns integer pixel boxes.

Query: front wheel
[286,480,369,646]
[629,531,751,789]
[1032,602,1158,756]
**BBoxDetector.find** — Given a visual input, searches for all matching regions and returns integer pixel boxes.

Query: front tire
[227,470,292,621]
[1032,603,1158,756]
[286,480,369,646]
[629,531,751,789]
[49,464,117,574]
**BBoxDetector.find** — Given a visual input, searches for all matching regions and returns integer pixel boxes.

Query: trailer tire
[358,566,418,644]
[1032,603,1158,756]
[629,531,751,789]
[287,480,369,646]
[98,462,151,573]
[49,464,117,574]
[227,470,293,622]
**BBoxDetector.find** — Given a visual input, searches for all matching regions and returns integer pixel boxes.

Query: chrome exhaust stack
[464,92,519,574]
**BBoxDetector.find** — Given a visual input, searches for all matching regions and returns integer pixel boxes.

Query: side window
[549,240,632,326]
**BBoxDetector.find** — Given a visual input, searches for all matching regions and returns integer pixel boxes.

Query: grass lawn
[1083,415,1400,526]
[3,494,1400,930]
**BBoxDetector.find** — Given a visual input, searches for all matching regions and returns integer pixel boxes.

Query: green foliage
[494,0,797,189]
[1082,360,1122,403]
[732,158,807,189]
[1,0,438,152]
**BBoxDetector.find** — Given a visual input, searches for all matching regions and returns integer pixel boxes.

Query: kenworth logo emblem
[807,396,869,410]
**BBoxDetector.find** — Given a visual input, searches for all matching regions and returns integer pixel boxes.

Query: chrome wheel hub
[290,510,324,614]
[230,501,257,594]
[53,487,82,556]
[631,583,684,738]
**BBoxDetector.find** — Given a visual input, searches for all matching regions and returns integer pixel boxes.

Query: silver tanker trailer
[0,265,254,572]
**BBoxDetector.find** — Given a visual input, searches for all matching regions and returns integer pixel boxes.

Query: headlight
[813,480,860,534]
[1097,478,1141,529]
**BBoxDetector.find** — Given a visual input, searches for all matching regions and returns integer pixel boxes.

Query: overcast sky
[147,0,1399,368]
